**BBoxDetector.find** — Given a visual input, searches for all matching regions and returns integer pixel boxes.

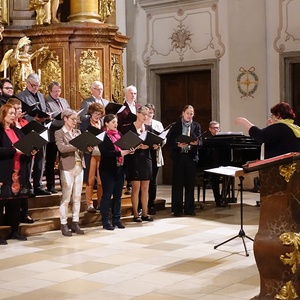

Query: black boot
[61,224,72,237]
[71,222,84,234]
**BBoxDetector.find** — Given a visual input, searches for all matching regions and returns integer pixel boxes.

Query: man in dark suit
[80,81,109,122]
[45,81,70,193]
[117,85,141,135]
[0,79,14,107]
[16,73,51,196]
[117,85,141,194]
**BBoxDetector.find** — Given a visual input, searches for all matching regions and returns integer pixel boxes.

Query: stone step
[0,184,166,238]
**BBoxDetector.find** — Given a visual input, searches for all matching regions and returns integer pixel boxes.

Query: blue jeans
[100,167,125,226]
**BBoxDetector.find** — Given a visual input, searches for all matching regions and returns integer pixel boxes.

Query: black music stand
[205,166,254,256]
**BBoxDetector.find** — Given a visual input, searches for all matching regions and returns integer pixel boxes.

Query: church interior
[0,0,300,299]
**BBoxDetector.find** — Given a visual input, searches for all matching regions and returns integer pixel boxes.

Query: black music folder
[140,130,164,146]
[14,131,48,155]
[21,120,47,135]
[27,108,50,119]
[87,125,102,136]
[69,131,102,152]
[21,101,39,114]
[175,135,197,144]
[105,102,124,115]
[53,112,62,120]
[114,130,142,150]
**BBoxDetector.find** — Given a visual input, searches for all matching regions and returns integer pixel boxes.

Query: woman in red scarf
[7,97,34,223]
[0,104,33,244]
[99,114,132,230]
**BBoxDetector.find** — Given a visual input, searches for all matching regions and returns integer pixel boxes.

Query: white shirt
[126,101,137,114]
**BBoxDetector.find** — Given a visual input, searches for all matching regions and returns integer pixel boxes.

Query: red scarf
[106,129,123,165]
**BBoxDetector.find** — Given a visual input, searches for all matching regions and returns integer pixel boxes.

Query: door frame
[280,51,300,104]
[146,59,220,122]
[146,59,219,184]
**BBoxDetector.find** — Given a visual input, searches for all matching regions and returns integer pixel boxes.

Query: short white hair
[91,81,103,89]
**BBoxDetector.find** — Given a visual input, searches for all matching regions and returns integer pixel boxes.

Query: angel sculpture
[0,36,48,92]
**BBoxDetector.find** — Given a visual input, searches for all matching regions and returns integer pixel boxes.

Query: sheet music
[159,129,169,139]
[96,131,106,142]
[40,130,49,142]
[205,166,244,177]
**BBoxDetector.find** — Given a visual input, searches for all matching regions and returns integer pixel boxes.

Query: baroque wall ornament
[236,67,258,98]
[274,0,300,53]
[78,49,101,100]
[142,3,225,65]
[170,22,192,61]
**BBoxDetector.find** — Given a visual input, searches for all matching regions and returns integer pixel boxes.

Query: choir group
[0,74,203,244]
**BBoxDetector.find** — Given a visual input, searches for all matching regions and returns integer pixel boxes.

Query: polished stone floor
[0,185,261,300]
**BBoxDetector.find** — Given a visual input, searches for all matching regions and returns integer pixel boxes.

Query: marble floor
[0,185,261,300]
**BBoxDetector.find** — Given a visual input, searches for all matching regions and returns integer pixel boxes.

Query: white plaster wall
[225,0,267,133]
[120,0,300,129]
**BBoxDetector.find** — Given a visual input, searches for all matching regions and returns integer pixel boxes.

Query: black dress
[125,123,152,181]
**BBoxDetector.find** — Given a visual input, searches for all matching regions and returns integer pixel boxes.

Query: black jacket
[167,119,202,161]
[0,126,31,197]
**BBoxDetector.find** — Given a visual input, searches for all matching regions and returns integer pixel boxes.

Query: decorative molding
[142,3,225,65]
[274,0,300,53]
[139,0,214,10]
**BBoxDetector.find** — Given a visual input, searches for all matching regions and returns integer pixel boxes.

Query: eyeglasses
[92,112,102,116]
[138,112,149,116]
[68,117,77,121]
[93,88,103,92]
[3,87,13,90]
[29,82,39,88]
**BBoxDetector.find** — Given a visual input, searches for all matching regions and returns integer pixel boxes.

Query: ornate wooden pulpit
[244,153,300,300]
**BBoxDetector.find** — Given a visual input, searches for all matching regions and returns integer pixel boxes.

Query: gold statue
[99,0,115,22]
[28,0,48,25]
[0,36,48,92]
[28,0,63,25]
[0,23,4,42]
[44,0,63,24]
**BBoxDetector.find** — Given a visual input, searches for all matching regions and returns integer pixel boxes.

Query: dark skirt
[126,149,152,181]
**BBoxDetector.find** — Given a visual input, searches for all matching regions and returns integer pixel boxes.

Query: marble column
[68,0,102,23]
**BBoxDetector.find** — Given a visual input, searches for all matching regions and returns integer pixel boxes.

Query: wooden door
[292,63,300,126]
[160,70,212,184]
